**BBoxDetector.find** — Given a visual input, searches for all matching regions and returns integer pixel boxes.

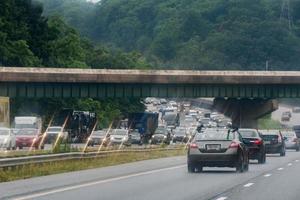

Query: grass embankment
[0,148,186,182]
[258,114,282,129]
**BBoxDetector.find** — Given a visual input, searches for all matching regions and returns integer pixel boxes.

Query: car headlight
[111,137,115,140]
[163,135,167,139]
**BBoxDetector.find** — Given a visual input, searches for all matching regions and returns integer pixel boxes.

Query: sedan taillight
[189,143,198,149]
[254,139,262,145]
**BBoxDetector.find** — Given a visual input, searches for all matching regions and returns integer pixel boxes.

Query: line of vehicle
[12,164,186,200]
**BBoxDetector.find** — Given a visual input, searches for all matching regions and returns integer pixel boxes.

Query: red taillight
[254,139,262,145]
[189,143,198,149]
[229,142,239,148]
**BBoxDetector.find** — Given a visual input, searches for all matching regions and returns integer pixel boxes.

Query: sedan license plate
[264,141,271,144]
[206,144,221,150]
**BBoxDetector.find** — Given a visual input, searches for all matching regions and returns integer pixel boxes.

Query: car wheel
[258,153,265,164]
[296,146,300,152]
[236,153,244,173]
[6,142,11,150]
[187,160,196,173]
[280,147,286,156]
[197,165,203,173]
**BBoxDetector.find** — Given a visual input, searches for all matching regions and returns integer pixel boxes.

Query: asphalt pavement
[1,150,300,200]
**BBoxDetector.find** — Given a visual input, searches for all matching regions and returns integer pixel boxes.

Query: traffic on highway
[1,98,300,200]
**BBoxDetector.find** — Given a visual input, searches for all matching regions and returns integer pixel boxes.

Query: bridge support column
[213,98,278,128]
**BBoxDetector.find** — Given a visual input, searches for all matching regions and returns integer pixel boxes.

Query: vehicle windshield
[0,129,10,135]
[15,124,37,129]
[173,130,186,135]
[282,131,295,137]
[196,130,234,141]
[92,131,106,136]
[18,129,38,135]
[155,128,166,135]
[111,129,127,135]
[47,127,62,132]
[239,130,259,138]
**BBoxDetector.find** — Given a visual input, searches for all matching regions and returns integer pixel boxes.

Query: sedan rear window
[196,130,234,141]
[239,130,258,138]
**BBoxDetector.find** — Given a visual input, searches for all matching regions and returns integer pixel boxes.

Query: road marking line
[295,160,299,162]
[13,165,186,200]
[243,183,254,187]
[288,163,292,166]
[277,167,284,171]
[216,197,228,200]
[264,174,272,177]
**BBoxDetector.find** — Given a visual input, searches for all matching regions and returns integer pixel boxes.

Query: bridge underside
[1,82,300,98]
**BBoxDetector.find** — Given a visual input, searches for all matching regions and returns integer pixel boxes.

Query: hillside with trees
[38,0,300,70]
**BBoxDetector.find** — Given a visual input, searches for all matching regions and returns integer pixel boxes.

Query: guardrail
[0,147,183,169]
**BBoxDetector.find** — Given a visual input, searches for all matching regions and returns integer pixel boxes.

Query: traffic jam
[0,98,299,174]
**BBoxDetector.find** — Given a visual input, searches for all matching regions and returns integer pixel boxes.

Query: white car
[0,128,16,150]
[45,126,68,144]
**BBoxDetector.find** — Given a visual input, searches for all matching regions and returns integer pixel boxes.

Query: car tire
[236,153,244,173]
[296,146,300,152]
[197,165,203,173]
[258,152,266,164]
[187,160,196,173]
[6,142,11,150]
[280,147,286,157]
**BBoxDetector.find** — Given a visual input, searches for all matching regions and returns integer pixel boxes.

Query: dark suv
[239,129,266,164]
[260,130,285,156]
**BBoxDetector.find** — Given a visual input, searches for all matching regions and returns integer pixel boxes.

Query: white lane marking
[216,197,228,200]
[277,167,284,171]
[243,183,254,187]
[13,165,186,200]
[264,174,272,177]
[288,163,293,166]
[295,160,299,162]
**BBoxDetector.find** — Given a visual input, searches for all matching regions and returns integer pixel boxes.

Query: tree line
[39,0,300,70]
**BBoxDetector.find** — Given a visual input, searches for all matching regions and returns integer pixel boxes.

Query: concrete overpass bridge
[1,67,300,128]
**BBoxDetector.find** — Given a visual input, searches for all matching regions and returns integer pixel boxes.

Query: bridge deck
[1,67,300,84]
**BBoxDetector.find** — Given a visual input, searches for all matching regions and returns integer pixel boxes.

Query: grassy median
[0,149,186,182]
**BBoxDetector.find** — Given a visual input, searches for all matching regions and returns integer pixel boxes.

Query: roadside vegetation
[0,148,185,182]
[258,114,282,130]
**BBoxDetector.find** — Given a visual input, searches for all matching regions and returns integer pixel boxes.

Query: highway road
[1,150,300,200]
[272,104,300,128]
